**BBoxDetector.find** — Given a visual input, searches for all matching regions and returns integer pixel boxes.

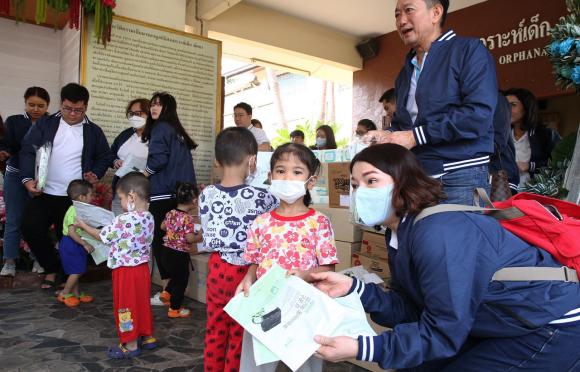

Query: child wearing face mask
[76,172,157,359]
[200,127,278,372]
[237,143,339,372]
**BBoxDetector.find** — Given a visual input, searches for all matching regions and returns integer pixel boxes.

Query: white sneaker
[32,261,45,274]
[0,262,16,277]
[150,292,164,306]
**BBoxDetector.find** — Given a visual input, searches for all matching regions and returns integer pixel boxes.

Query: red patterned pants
[204,253,249,372]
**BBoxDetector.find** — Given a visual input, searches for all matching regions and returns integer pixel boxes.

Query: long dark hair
[271,143,320,206]
[142,92,197,150]
[504,88,539,132]
[350,144,445,217]
[316,125,337,149]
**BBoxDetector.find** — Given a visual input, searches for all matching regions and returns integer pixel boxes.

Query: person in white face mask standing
[237,143,339,372]
[109,98,151,216]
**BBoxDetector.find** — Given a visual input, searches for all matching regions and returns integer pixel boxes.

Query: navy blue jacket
[351,211,580,369]
[3,113,42,172]
[392,30,497,175]
[20,112,111,184]
[490,94,519,191]
[145,121,196,200]
[528,126,561,176]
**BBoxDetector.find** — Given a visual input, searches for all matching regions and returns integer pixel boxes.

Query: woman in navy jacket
[505,88,561,188]
[1,87,50,277]
[312,144,580,371]
[142,92,197,302]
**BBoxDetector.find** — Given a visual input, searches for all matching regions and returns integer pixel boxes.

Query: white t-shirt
[512,129,532,187]
[248,125,270,145]
[117,132,148,161]
[43,118,84,196]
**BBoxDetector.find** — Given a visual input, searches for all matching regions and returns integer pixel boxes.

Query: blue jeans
[401,322,580,371]
[3,171,30,260]
[439,165,490,206]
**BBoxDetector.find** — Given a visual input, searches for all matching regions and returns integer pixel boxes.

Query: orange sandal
[78,292,94,303]
[57,293,80,307]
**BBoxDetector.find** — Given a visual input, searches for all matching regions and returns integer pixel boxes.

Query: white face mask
[269,179,310,204]
[315,137,327,148]
[128,116,146,129]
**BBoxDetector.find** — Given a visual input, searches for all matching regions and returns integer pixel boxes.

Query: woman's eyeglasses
[127,111,145,118]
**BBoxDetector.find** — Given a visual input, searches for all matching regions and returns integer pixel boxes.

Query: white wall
[59,21,80,86]
[114,0,187,31]
[0,18,62,118]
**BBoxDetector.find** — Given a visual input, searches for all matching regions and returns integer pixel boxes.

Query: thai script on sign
[480,14,552,50]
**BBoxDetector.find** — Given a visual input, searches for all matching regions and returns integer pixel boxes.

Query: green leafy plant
[545,0,580,91]
[271,120,350,149]
[520,160,570,198]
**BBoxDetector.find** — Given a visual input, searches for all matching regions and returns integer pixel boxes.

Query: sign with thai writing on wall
[81,15,222,184]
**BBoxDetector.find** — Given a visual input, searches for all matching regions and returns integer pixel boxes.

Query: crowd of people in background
[0,0,575,370]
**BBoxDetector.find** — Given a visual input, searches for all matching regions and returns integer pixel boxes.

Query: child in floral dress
[77,172,157,359]
[236,143,339,372]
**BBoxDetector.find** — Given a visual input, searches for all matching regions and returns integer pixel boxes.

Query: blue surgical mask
[315,137,326,148]
[354,184,394,226]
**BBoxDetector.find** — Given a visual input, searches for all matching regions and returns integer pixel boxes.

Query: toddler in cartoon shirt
[77,172,157,359]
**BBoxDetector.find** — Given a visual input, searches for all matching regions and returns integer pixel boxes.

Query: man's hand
[24,180,43,196]
[83,172,98,183]
[389,130,417,149]
[113,159,124,169]
[0,151,11,161]
[314,336,359,362]
[363,130,393,145]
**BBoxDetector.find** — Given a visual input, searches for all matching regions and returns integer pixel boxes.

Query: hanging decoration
[1,0,116,46]
[546,0,580,91]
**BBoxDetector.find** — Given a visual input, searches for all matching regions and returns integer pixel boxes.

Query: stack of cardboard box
[352,230,390,280]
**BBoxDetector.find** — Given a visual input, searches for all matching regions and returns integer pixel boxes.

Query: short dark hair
[126,98,150,117]
[271,143,320,206]
[425,0,449,27]
[378,89,396,103]
[357,119,377,131]
[24,86,50,105]
[142,92,197,150]
[234,102,252,115]
[175,182,199,204]
[215,127,258,167]
[290,129,305,139]
[67,179,93,200]
[61,83,89,105]
[117,172,150,201]
[503,88,539,131]
[350,144,445,217]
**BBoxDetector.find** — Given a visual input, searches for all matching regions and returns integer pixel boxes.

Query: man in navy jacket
[369,0,497,205]
[19,83,110,288]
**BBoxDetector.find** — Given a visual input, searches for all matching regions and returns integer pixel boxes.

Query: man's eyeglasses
[127,111,145,118]
[62,106,85,114]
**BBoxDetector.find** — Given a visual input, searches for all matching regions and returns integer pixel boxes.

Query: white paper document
[114,154,147,178]
[80,235,110,265]
[225,265,375,371]
[73,201,115,228]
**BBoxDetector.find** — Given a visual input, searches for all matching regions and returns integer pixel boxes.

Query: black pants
[21,194,71,275]
[162,246,191,310]
[149,198,176,280]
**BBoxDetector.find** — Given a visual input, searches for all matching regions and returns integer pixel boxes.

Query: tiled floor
[0,279,369,372]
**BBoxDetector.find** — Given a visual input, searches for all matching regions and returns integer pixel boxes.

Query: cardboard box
[328,162,351,209]
[352,251,390,279]
[313,204,362,243]
[335,241,361,272]
[361,230,389,260]
[184,253,210,304]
